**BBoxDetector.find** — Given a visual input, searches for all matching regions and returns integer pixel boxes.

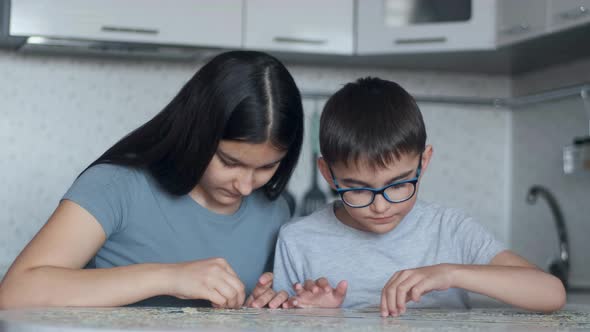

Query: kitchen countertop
[1,305,589,332]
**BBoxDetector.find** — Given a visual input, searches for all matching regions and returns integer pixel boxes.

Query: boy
[273,77,566,317]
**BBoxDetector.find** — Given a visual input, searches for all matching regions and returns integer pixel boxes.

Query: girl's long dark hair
[86,51,304,200]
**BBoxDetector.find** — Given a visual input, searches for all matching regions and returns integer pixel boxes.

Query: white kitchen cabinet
[356,0,497,54]
[10,0,242,48]
[548,0,590,33]
[244,0,353,55]
[496,0,547,46]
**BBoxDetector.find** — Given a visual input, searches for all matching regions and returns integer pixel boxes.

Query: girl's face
[190,140,287,215]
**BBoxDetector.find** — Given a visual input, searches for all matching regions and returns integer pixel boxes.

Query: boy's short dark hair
[319,77,426,169]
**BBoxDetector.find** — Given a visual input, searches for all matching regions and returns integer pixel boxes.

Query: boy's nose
[370,193,390,214]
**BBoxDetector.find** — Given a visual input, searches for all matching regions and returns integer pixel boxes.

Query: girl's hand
[381,263,457,317]
[283,278,347,309]
[244,272,289,309]
[170,258,245,309]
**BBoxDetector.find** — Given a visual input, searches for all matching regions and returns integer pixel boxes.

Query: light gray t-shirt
[273,200,506,309]
[63,164,290,306]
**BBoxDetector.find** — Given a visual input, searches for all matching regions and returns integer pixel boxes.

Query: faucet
[526,185,570,289]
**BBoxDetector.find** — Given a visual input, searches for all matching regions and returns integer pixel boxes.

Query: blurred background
[0,0,589,293]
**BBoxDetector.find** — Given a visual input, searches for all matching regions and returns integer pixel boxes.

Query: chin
[363,217,400,234]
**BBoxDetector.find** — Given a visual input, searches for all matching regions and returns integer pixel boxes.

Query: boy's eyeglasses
[328,155,422,209]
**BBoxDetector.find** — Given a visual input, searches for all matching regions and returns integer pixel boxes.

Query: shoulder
[79,163,145,186]
[67,163,149,204]
[414,200,495,239]
[412,200,471,225]
[278,203,334,241]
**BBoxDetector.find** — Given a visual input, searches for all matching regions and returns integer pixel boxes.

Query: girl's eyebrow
[340,170,414,187]
[217,150,282,168]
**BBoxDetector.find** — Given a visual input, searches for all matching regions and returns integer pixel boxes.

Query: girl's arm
[380,250,566,316]
[0,200,245,308]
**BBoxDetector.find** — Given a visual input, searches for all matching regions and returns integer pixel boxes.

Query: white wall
[0,50,512,276]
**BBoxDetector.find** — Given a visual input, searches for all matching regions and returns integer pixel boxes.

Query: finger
[334,280,348,298]
[258,272,274,286]
[388,271,412,316]
[386,285,398,316]
[209,289,228,308]
[380,289,389,317]
[282,298,295,309]
[268,290,289,309]
[410,279,435,303]
[225,274,246,308]
[251,288,276,308]
[293,283,305,295]
[315,277,331,292]
[250,273,273,299]
[244,294,254,307]
[396,275,421,314]
[410,285,423,303]
[303,279,318,293]
[286,296,299,308]
[216,275,243,309]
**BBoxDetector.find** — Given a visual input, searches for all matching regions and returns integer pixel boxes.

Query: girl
[0,51,303,309]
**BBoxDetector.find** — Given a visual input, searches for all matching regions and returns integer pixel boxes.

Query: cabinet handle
[394,37,446,45]
[500,23,531,35]
[101,25,159,35]
[273,37,327,45]
[558,6,588,20]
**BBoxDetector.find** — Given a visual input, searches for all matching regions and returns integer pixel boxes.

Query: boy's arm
[380,250,566,316]
[451,250,566,312]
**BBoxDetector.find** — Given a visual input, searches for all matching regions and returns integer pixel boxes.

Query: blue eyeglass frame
[328,155,423,208]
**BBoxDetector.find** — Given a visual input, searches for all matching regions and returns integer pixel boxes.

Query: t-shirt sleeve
[453,216,507,265]
[272,227,301,297]
[62,164,133,238]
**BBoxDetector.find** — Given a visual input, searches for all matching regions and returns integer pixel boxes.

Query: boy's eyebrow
[217,150,282,168]
[340,170,414,187]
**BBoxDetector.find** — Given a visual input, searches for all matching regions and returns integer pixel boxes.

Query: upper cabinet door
[496,0,547,46]
[357,0,496,54]
[548,0,590,33]
[10,0,243,48]
[244,0,354,55]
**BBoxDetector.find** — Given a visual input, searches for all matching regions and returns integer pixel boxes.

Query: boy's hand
[282,278,348,308]
[381,264,456,317]
[244,272,289,309]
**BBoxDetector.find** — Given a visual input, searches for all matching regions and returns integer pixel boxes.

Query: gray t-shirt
[273,200,506,309]
[63,164,290,306]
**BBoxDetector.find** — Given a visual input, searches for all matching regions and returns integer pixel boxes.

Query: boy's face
[318,145,433,234]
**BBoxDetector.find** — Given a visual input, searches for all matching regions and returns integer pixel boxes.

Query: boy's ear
[317,157,337,190]
[421,145,434,174]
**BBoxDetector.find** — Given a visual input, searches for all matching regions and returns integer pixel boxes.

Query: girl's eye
[261,163,279,170]
[220,159,239,168]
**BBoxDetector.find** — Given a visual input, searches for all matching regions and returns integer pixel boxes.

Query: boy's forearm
[0,263,174,308]
[450,264,566,313]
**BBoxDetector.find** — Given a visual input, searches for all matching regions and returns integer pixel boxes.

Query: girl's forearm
[0,263,175,308]
[450,264,566,313]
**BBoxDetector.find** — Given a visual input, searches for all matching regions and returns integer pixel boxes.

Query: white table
[1,305,589,332]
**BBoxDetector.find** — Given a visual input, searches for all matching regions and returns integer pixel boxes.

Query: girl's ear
[317,157,337,190]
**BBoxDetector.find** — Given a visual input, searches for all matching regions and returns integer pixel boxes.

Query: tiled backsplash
[0,50,513,276]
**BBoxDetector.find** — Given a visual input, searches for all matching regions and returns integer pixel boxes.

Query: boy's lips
[367,215,395,223]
